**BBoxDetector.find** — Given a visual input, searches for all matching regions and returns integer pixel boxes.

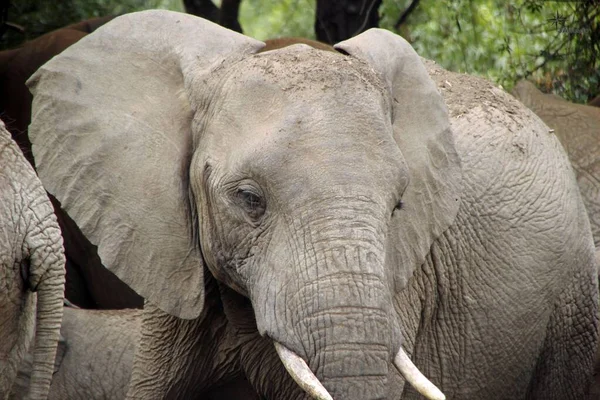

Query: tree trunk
[183,0,243,33]
[315,0,382,44]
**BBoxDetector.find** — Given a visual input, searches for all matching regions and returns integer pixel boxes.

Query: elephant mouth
[274,341,446,400]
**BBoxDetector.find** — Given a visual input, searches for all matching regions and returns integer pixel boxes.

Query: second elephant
[10,307,140,400]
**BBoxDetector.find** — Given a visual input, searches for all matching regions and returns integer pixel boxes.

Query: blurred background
[1,0,598,103]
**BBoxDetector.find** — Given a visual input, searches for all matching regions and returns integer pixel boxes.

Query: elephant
[0,15,143,310]
[512,80,600,247]
[10,307,141,400]
[11,306,263,400]
[27,10,598,400]
[0,119,65,399]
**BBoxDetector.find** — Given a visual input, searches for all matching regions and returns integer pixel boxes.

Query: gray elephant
[10,307,141,400]
[11,306,263,400]
[512,80,600,247]
[27,10,598,400]
[0,120,65,399]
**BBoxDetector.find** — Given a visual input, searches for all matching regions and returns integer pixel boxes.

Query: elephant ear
[335,30,462,289]
[27,10,264,319]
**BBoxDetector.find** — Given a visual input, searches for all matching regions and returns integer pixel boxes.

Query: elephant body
[10,307,141,400]
[511,83,600,399]
[512,80,600,247]
[121,61,600,400]
[10,306,259,400]
[401,62,598,399]
[26,11,598,400]
[0,120,65,399]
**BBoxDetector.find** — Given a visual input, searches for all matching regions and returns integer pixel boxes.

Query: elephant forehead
[209,48,393,139]
[209,68,395,155]
[225,46,389,99]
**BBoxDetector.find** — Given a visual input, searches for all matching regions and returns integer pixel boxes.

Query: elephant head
[28,10,461,399]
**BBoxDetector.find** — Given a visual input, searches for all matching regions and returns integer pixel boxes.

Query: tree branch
[183,0,219,22]
[394,0,420,30]
[219,0,243,33]
[183,0,242,33]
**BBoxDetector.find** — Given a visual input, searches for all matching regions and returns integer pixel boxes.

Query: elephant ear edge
[335,29,462,290]
[27,10,265,319]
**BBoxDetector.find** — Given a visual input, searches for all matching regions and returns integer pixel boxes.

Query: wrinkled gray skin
[27,11,598,400]
[10,306,257,400]
[10,307,141,400]
[512,80,600,247]
[512,84,600,399]
[0,120,65,399]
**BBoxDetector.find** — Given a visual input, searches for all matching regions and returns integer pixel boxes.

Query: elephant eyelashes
[235,186,266,221]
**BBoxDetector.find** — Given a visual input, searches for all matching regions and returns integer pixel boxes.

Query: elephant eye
[235,186,266,221]
[240,190,261,208]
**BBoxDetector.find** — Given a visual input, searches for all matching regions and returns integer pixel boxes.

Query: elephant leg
[127,279,241,399]
[526,266,598,399]
[127,304,217,399]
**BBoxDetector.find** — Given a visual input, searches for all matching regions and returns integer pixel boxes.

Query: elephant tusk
[274,342,334,400]
[393,347,446,400]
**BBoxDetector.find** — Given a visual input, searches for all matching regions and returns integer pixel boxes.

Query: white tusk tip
[274,342,334,400]
[393,347,446,400]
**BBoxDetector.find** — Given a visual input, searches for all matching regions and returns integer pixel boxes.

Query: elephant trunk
[256,204,445,399]
[288,244,394,400]
[304,298,390,398]
[26,224,65,400]
[273,238,445,400]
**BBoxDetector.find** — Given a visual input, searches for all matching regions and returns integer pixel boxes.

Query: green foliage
[239,0,315,40]
[239,0,598,103]
[379,1,599,103]
[3,0,596,102]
